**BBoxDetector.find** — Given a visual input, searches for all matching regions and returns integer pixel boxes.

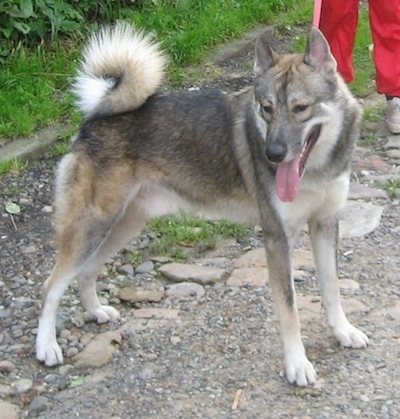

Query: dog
[36,22,369,386]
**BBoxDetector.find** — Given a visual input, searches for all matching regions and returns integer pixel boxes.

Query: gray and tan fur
[36,22,368,386]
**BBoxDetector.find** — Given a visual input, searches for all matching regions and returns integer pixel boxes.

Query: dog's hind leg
[37,198,147,366]
[36,153,146,366]
[36,260,80,366]
[76,201,147,323]
[309,216,369,348]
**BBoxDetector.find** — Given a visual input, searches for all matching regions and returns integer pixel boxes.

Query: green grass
[384,179,400,199]
[0,157,28,175]
[0,43,79,142]
[1,0,310,141]
[147,213,249,260]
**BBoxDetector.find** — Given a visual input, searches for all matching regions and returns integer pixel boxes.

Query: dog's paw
[334,323,369,348]
[36,341,64,366]
[87,305,120,324]
[285,353,317,386]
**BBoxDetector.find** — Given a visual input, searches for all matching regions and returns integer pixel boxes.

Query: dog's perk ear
[304,27,337,73]
[254,32,277,76]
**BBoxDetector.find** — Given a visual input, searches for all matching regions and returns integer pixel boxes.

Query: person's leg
[318,0,359,82]
[369,0,400,133]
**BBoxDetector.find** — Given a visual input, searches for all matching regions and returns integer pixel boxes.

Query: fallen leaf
[68,375,85,388]
[6,202,21,215]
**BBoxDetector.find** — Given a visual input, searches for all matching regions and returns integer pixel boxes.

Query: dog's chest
[273,172,350,236]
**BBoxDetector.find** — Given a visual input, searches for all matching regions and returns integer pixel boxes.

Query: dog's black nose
[266,143,287,163]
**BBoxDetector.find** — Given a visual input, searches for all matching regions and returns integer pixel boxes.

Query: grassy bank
[0,1,375,144]
[2,0,311,142]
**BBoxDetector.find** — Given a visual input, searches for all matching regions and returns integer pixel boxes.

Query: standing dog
[36,22,368,386]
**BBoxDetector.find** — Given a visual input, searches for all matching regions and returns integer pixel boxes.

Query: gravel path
[1,27,400,418]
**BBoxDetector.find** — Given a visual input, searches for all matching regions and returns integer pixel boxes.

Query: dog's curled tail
[72,21,168,118]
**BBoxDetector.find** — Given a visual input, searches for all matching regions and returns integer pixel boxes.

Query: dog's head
[253,27,339,202]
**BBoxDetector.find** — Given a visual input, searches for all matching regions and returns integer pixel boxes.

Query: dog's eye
[293,104,309,113]
[262,104,273,114]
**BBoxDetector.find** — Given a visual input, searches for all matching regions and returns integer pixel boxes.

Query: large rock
[340,201,383,237]
[158,263,226,284]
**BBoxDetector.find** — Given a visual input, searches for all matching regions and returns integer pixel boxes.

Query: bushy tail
[72,21,168,118]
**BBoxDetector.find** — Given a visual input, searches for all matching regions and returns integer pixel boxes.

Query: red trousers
[317,0,400,96]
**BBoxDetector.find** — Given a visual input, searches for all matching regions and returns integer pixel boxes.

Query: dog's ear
[304,27,337,73]
[254,32,277,76]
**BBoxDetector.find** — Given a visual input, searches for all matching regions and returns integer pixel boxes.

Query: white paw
[285,352,317,387]
[87,305,120,324]
[334,323,369,348]
[36,340,64,366]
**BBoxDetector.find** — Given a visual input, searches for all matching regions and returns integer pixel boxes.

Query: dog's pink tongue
[275,155,301,202]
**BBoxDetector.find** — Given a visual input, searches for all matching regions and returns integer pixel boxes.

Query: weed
[130,251,143,267]
[147,213,248,259]
[384,179,400,199]
[50,128,76,156]
[0,158,28,175]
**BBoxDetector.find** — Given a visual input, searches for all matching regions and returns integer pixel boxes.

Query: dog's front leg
[263,229,317,386]
[309,216,369,348]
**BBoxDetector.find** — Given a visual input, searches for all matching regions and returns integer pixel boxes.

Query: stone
[226,268,269,287]
[118,264,134,276]
[73,330,122,367]
[12,378,33,394]
[233,247,313,271]
[385,149,400,159]
[158,263,226,284]
[0,360,16,373]
[150,256,171,264]
[0,384,15,397]
[29,396,49,413]
[132,308,180,319]
[118,287,165,303]
[233,248,266,269]
[166,282,205,300]
[21,245,37,254]
[384,135,400,149]
[195,257,230,268]
[348,183,388,200]
[0,402,19,419]
[340,201,383,237]
[135,261,155,274]
[339,279,360,291]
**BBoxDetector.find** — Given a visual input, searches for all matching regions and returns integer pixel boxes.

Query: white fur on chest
[273,172,350,238]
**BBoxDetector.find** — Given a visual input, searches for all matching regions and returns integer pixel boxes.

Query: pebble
[118,288,164,303]
[118,264,135,276]
[0,360,16,373]
[12,378,33,394]
[166,282,205,300]
[158,263,226,284]
[135,261,155,274]
[29,396,49,413]
[0,402,19,419]
[66,347,79,358]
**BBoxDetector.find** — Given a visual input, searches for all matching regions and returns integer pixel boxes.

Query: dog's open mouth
[275,124,322,203]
